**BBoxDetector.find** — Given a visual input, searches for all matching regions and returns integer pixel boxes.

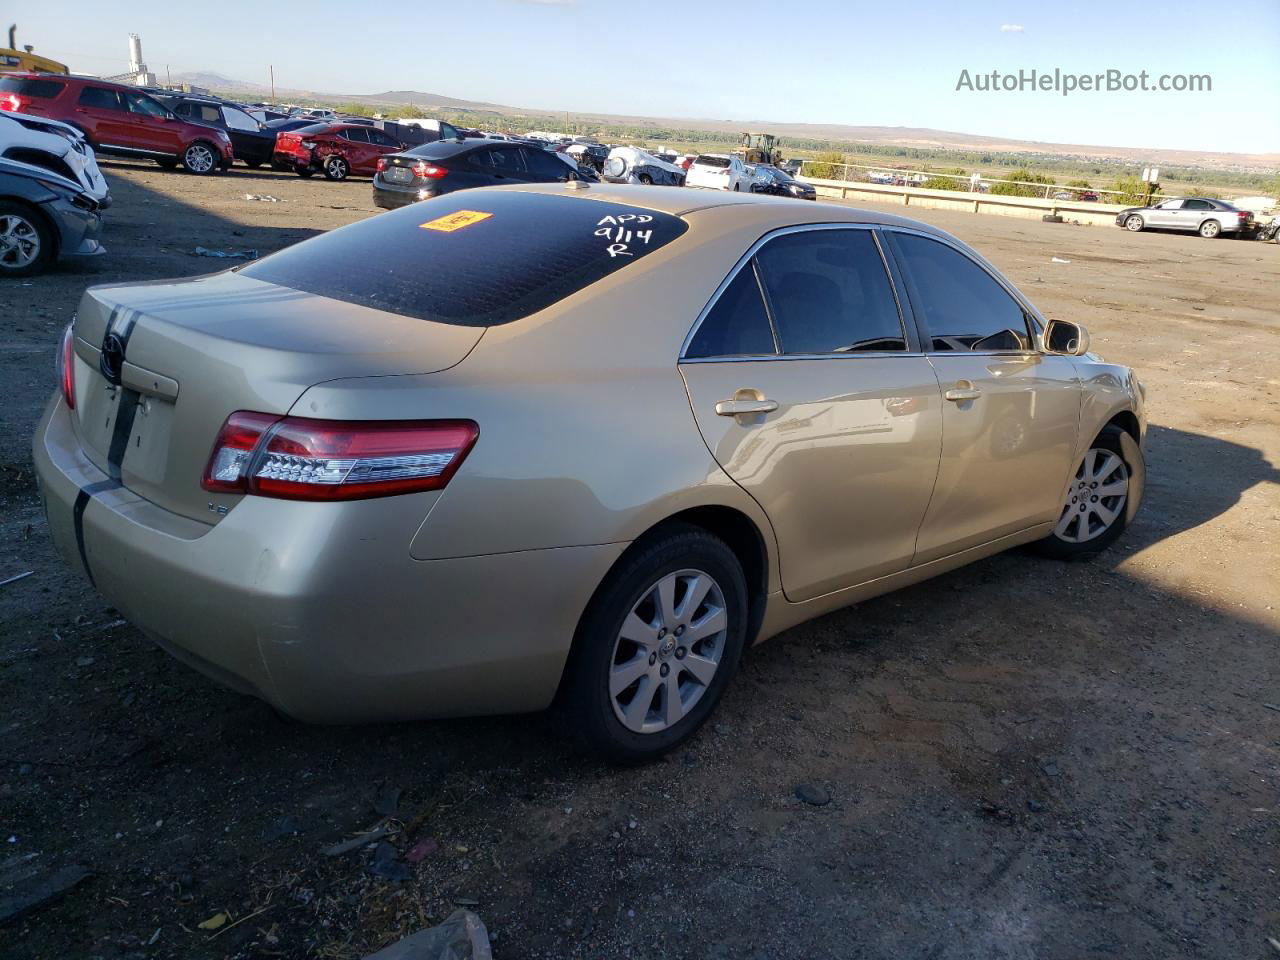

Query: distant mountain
[168,73,1279,172]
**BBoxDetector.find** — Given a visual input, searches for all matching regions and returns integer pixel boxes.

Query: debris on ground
[190,246,259,260]
[197,911,228,930]
[1051,256,1072,263]
[404,837,438,863]
[794,783,831,806]
[0,865,92,927]
[362,909,492,960]
[368,841,412,882]
[243,194,284,202]
[0,571,32,588]
[323,822,391,857]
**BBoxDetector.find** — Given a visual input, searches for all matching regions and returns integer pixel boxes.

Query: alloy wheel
[1125,215,1143,231]
[326,157,348,180]
[608,569,727,735]
[185,143,215,173]
[0,214,40,270]
[1054,448,1129,543]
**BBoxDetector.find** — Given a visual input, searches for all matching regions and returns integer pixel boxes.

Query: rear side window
[685,266,776,358]
[472,147,526,174]
[755,229,907,354]
[887,232,1031,352]
[523,148,570,180]
[78,86,123,110]
[0,76,65,98]
[240,191,689,327]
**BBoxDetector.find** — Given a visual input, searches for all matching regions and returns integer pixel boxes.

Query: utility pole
[270,65,275,101]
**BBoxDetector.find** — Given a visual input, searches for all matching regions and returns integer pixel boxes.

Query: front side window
[1156,199,1184,209]
[522,148,569,180]
[223,106,259,131]
[755,229,907,354]
[887,232,1031,352]
[685,266,776,359]
[124,92,169,117]
[77,86,123,110]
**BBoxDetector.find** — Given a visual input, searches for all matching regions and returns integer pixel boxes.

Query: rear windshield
[403,140,474,159]
[0,76,65,98]
[240,191,689,327]
[695,155,730,168]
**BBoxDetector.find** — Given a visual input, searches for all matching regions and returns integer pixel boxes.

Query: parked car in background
[601,146,685,186]
[750,164,816,200]
[686,153,753,192]
[0,156,104,276]
[564,142,609,173]
[158,95,276,168]
[0,73,232,174]
[0,111,109,204]
[373,137,587,208]
[274,122,404,181]
[1116,197,1254,239]
[264,116,322,135]
[33,186,1145,759]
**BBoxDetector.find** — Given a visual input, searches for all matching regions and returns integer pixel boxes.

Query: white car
[601,147,686,186]
[686,153,753,192]
[0,112,109,204]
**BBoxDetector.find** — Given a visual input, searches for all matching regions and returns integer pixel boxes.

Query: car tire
[0,200,55,278]
[638,173,653,185]
[1125,214,1144,232]
[182,141,220,175]
[561,524,748,763]
[322,156,350,181]
[1198,219,1221,239]
[1032,424,1144,560]
[733,183,741,192]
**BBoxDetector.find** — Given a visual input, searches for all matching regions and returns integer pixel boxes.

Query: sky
[15,0,1280,154]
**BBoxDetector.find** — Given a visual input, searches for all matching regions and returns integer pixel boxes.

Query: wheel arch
[1104,409,1140,443]
[0,195,60,260]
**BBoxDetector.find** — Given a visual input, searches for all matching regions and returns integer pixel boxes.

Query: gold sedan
[33,184,1145,761]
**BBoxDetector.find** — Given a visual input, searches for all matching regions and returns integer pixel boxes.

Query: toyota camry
[34,184,1146,761]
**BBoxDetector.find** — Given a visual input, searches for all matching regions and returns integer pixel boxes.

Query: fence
[797,160,1151,205]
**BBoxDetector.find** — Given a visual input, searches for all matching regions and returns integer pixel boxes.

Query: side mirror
[1044,319,1090,356]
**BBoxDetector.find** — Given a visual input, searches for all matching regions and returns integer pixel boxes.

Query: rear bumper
[272,149,315,171]
[372,178,439,208]
[33,395,625,723]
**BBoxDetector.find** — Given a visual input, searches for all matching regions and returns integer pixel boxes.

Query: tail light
[1237,211,1250,220]
[202,413,479,501]
[57,322,76,410]
[376,157,387,172]
[0,93,24,112]
[412,162,447,179]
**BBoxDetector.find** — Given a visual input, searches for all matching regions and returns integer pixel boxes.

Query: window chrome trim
[678,221,913,362]
[878,225,1049,352]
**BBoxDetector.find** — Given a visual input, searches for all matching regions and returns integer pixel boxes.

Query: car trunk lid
[69,270,483,524]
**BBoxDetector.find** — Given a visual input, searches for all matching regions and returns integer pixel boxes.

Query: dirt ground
[1,159,1277,960]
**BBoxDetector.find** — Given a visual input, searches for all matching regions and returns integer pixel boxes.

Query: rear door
[73,85,134,150]
[1178,198,1214,230]
[336,126,376,172]
[680,226,944,602]
[884,230,1081,564]
[365,127,403,171]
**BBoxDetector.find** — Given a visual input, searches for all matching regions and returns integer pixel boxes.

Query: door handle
[715,398,778,417]
[944,382,982,402]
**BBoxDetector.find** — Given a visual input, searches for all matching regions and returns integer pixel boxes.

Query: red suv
[0,73,234,175]
[273,123,404,181]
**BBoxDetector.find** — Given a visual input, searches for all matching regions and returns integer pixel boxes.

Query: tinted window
[368,129,399,147]
[196,104,222,123]
[523,147,569,180]
[339,127,369,142]
[403,140,475,160]
[755,230,906,354]
[1183,199,1212,210]
[472,147,526,174]
[685,266,776,358]
[888,233,1031,352]
[124,92,168,117]
[0,77,66,98]
[240,192,689,327]
[695,155,730,168]
[78,86,123,110]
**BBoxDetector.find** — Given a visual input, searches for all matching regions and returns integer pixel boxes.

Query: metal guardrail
[797,160,1153,204]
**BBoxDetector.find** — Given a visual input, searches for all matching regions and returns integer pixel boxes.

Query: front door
[884,230,1081,563]
[1145,199,1184,228]
[122,91,180,155]
[680,227,944,602]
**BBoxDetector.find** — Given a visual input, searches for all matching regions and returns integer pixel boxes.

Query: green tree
[806,151,848,180]
[990,168,1056,197]
[1108,177,1149,206]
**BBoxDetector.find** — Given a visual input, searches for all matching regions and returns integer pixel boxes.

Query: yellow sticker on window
[419,210,493,233]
